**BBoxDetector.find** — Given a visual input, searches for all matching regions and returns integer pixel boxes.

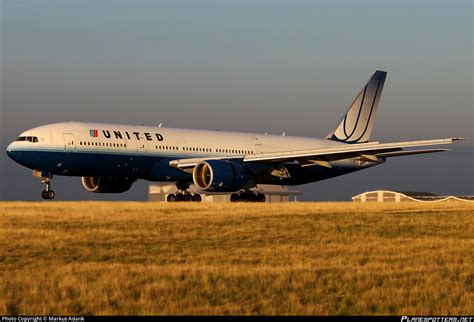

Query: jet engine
[81,177,135,193]
[192,160,247,192]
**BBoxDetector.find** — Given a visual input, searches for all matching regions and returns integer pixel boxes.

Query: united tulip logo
[89,129,98,138]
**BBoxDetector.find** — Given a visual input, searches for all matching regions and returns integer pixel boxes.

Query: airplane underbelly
[17,150,161,178]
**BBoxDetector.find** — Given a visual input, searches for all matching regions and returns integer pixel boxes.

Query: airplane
[6,70,466,201]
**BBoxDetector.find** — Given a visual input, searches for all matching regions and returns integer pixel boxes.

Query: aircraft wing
[169,137,465,170]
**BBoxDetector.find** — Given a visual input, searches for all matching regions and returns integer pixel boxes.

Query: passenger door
[255,143,265,154]
[63,133,76,152]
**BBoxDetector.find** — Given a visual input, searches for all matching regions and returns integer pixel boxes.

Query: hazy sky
[1,0,472,201]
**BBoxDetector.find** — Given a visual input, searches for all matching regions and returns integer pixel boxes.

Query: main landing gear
[166,182,202,202]
[167,191,202,202]
[40,177,55,200]
[230,191,266,203]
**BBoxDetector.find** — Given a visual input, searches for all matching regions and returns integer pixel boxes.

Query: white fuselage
[8,121,338,159]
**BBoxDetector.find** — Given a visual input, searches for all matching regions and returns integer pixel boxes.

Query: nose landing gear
[33,171,55,200]
[40,178,55,200]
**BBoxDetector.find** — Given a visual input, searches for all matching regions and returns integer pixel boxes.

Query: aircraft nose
[6,143,20,161]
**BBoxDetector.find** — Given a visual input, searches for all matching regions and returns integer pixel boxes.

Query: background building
[149,183,302,202]
[352,190,474,203]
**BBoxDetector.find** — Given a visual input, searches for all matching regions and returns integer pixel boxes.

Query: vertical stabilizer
[326,70,387,144]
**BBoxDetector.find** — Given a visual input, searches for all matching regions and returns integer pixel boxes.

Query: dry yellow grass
[0,201,473,315]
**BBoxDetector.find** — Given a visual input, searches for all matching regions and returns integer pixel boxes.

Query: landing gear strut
[166,182,202,202]
[230,191,265,203]
[40,177,55,200]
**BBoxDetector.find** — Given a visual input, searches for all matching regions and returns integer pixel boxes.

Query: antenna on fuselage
[282,131,286,136]
[158,123,162,128]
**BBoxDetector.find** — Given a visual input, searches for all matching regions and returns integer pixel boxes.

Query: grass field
[0,201,473,315]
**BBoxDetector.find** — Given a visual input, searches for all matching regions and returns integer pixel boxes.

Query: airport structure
[149,183,302,202]
[352,190,474,203]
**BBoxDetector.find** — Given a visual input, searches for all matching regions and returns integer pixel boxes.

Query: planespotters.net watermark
[402,317,474,322]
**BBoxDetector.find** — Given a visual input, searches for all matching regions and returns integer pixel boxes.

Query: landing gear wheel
[230,193,240,202]
[192,194,202,202]
[175,193,184,202]
[47,190,55,200]
[41,190,55,200]
[183,193,192,202]
[239,191,256,202]
[167,194,177,202]
[256,193,266,203]
[41,190,49,200]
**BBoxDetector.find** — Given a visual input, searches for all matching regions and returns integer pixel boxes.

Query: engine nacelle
[81,177,135,193]
[193,160,247,192]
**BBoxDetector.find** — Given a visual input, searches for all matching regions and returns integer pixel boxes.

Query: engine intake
[193,160,247,192]
[81,177,135,193]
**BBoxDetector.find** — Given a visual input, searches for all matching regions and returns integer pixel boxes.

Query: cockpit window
[16,136,38,143]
